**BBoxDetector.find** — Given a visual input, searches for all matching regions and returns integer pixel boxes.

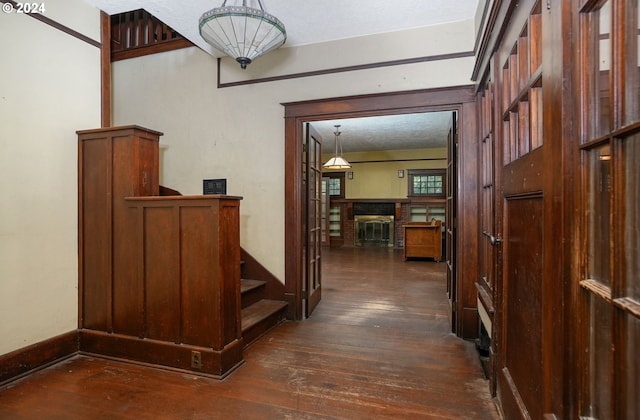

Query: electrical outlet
[191,351,202,368]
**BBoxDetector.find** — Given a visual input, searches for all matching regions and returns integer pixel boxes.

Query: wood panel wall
[77,126,243,378]
[78,126,160,332]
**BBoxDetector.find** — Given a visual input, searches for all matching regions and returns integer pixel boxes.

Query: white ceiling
[85,0,478,152]
[311,112,454,153]
[86,0,480,54]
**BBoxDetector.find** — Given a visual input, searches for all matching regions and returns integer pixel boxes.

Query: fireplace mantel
[331,198,410,204]
[326,197,445,249]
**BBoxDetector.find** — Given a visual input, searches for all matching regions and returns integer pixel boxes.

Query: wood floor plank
[0,247,499,419]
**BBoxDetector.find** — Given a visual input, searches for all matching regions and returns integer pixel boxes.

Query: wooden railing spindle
[109,9,193,61]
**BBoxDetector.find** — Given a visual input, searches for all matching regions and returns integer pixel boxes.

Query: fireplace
[354,215,395,247]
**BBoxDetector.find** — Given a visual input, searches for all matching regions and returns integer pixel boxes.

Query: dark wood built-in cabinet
[79,126,160,332]
[78,126,243,378]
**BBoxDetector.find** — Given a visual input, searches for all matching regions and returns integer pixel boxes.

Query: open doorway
[311,112,452,251]
[283,86,476,334]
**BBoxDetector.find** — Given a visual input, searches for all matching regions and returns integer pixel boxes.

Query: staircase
[240,263,288,349]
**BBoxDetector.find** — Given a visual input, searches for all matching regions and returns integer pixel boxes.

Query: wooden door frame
[282,86,480,331]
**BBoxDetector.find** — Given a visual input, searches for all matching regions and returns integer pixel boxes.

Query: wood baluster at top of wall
[109,9,193,62]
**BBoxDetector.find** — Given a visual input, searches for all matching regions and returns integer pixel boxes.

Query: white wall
[113,19,476,282]
[0,1,101,355]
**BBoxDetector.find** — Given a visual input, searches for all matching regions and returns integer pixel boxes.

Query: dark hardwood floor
[0,247,499,419]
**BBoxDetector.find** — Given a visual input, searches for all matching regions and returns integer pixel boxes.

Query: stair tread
[241,279,266,294]
[241,299,288,332]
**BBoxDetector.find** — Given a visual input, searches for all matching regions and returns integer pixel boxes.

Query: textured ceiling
[311,112,454,153]
[86,0,478,151]
[85,0,480,55]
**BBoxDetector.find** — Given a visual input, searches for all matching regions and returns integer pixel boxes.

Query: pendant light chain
[323,124,351,169]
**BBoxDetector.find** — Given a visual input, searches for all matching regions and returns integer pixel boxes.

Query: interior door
[445,112,457,332]
[302,123,323,317]
[495,3,563,418]
[477,78,499,396]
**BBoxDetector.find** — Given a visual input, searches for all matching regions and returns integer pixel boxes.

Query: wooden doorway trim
[283,86,477,323]
[100,11,111,128]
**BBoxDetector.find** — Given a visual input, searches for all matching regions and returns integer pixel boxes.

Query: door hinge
[302,289,309,299]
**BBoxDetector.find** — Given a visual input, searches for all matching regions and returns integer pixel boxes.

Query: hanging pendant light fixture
[323,125,351,170]
[199,0,287,69]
